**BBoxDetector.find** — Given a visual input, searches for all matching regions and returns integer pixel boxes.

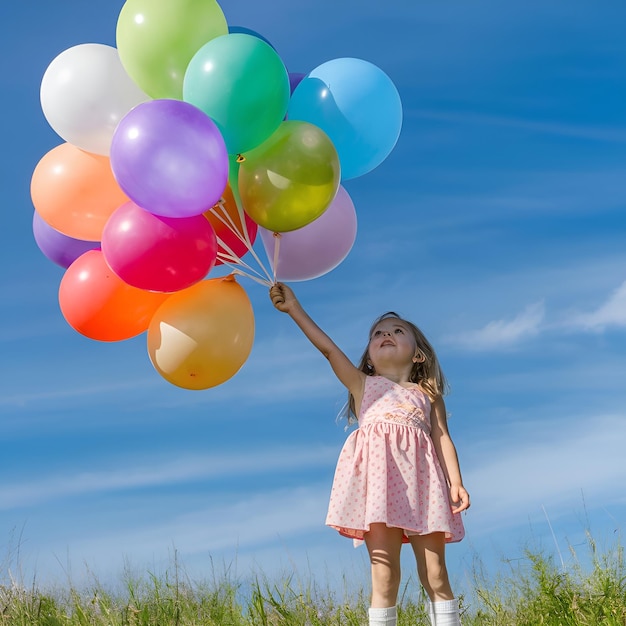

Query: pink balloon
[102,201,217,292]
[260,185,357,281]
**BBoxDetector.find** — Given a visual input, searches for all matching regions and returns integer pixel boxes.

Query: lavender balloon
[110,99,228,218]
[32,211,99,268]
[260,185,357,281]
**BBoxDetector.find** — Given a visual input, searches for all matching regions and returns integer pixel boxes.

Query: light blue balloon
[288,57,402,180]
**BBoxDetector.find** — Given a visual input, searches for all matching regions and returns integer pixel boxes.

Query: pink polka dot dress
[325,375,465,544]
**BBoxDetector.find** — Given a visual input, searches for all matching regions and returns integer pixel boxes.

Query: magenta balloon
[32,211,99,268]
[260,185,357,281]
[110,99,228,218]
[101,201,217,292]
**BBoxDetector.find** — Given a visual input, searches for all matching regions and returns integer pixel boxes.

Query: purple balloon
[110,99,228,218]
[288,72,305,94]
[32,211,99,268]
[260,185,357,281]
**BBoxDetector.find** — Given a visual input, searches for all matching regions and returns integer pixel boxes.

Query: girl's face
[368,319,418,367]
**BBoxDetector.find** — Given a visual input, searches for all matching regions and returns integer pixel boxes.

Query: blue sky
[2,0,626,600]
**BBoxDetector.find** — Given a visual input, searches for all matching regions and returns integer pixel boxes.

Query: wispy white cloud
[564,280,626,332]
[443,276,626,352]
[0,447,337,511]
[10,484,337,588]
[0,377,160,409]
[463,413,626,535]
[86,485,330,556]
[446,301,545,351]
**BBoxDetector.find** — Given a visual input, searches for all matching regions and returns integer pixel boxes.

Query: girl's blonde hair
[344,312,448,424]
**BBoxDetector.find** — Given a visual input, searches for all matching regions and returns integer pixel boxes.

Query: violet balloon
[110,99,228,218]
[101,201,218,293]
[259,185,357,281]
[288,71,305,94]
[32,211,99,268]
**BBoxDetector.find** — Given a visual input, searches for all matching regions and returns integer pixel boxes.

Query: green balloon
[183,33,290,154]
[116,0,228,100]
[238,121,341,233]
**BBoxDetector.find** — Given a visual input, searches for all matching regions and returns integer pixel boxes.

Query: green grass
[2,533,626,625]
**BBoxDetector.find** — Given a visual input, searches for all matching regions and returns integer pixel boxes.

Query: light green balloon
[238,121,341,233]
[183,33,290,154]
[116,0,228,100]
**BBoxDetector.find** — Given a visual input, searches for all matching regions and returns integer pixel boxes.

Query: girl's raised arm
[270,283,365,397]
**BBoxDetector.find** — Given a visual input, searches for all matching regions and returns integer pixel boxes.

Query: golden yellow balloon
[147,275,254,390]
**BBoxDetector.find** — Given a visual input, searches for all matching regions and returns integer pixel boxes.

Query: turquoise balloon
[288,57,403,180]
[183,34,290,154]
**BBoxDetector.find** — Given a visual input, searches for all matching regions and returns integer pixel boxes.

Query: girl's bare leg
[409,532,454,601]
[410,533,460,625]
[364,523,404,608]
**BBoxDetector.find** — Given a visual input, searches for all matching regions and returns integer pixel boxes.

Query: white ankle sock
[432,598,460,625]
[368,605,397,625]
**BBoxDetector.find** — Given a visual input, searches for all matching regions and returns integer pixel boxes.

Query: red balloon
[102,202,218,292]
[59,249,169,341]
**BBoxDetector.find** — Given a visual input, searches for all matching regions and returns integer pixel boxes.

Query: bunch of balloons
[31,0,403,390]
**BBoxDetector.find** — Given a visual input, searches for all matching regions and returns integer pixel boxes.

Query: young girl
[270,282,470,626]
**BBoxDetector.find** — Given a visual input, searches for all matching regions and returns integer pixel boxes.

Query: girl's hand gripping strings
[270,282,298,314]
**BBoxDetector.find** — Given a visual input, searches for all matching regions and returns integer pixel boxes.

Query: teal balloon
[183,34,290,154]
[288,57,403,180]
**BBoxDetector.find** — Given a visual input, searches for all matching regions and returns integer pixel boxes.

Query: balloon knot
[212,196,227,212]
[236,154,246,163]
[272,232,282,239]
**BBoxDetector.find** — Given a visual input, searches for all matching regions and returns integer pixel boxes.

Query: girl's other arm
[430,395,470,514]
[270,283,364,397]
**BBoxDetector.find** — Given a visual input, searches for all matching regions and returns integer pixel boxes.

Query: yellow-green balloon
[116,0,228,100]
[238,121,341,233]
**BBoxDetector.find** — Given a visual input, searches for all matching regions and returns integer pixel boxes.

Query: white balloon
[40,43,149,155]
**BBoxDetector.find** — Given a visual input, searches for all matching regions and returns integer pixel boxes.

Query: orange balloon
[203,184,258,265]
[31,143,129,241]
[59,249,169,341]
[147,275,254,389]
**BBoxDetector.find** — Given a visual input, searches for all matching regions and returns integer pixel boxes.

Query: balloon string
[272,233,281,284]
[208,202,251,250]
[229,267,272,287]
[215,235,269,282]
[206,200,274,285]
[217,255,269,284]
[207,156,274,287]
[242,241,273,284]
